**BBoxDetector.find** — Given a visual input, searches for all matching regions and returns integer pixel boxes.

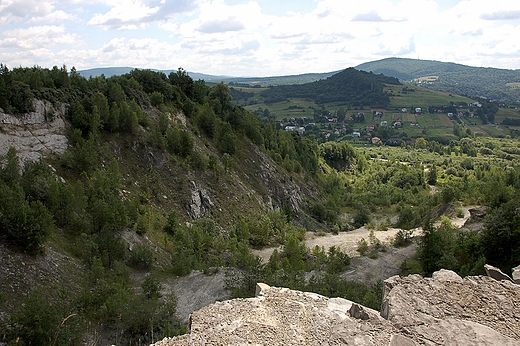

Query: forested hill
[259,68,400,107]
[356,57,520,104]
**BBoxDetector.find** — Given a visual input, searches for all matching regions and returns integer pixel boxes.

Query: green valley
[0,63,519,345]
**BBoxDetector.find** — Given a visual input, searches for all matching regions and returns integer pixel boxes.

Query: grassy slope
[356,57,520,104]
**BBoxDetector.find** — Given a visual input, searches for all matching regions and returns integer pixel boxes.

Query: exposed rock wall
[154,270,520,346]
[0,100,68,163]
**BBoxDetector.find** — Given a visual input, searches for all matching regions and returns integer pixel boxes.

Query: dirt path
[253,205,475,263]
[169,205,477,321]
[252,227,406,263]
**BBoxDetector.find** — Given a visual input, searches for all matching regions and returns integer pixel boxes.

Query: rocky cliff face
[0,100,68,163]
[154,270,520,346]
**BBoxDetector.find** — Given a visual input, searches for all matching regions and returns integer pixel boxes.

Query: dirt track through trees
[253,206,473,263]
[169,206,475,321]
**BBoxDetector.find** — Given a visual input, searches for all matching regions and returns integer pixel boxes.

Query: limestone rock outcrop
[187,181,215,219]
[513,265,520,284]
[154,270,520,346]
[0,100,68,163]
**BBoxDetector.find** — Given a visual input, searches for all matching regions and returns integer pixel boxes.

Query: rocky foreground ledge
[154,269,519,346]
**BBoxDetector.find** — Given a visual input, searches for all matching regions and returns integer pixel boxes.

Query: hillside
[1,64,520,345]
[79,59,520,104]
[259,68,400,107]
[356,57,520,104]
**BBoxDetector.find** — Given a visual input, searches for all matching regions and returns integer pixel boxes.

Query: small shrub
[352,207,370,228]
[356,238,368,256]
[400,259,424,276]
[394,229,414,247]
[128,244,154,270]
[367,247,379,259]
[376,221,389,232]
[142,273,162,299]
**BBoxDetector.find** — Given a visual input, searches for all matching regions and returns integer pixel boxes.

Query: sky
[1,0,520,77]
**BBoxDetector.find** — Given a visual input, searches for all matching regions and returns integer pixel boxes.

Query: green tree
[218,122,237,155]
[418,218,457,275]
[427,166,437,185]
[169,67,194,98]
[1,146,21,186]
[119,101,139,134]
[91,92,110,129]
[198,105,216,138]
[480,200,520,273]
[9,288,81,346]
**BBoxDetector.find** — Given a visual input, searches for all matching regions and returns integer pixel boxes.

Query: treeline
[260,68,400,107]
[357,58,520,103]
[0,64,320,175]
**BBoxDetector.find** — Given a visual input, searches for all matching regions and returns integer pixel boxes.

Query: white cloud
[198,18,245,33]
[352,10,384,22]
[0,25,77,49]
[88,0,199,30]
[0,0,55,25]
[1,0,520,75]
[481,10,520,21]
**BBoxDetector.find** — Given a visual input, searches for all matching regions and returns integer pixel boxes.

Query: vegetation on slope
[0,63,520,345]
[357,57,520,103]
[259,67,400,106]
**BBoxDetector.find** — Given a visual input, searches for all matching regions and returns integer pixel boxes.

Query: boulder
[512,265,520,284]
[187,182,215,219]
[348,303,370,320]
[484,264,513,282]
[154,270,520,346]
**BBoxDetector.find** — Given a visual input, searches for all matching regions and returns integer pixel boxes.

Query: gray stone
[485,264,513,282]
[432,268,463,283]
[0,100,68,164]
[389,334,417,346]
[349,303,370,320]
[255,282,270,296]
[152,271,520,346]
[187,182,215,219]
[512,265,520,284]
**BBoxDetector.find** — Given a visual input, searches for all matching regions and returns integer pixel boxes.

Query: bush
[7,288,82,346]
[128,244,154,270]
[0,183,54,251]
[357,238,368,256]
[394,229,414,247]
[142,273,162,298]
[352,207,370,228]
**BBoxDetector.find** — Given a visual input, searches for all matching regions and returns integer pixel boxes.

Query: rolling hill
[356,58,520,104]
[258,68,400,107]
[78,67,337,86]
[80,58,520,104]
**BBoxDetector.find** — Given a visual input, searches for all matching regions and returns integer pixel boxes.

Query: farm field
[234,81,520,141]
[494,107,520,124]
[386,84,474,110]
[438,114,453,127]
[401,113,416,122]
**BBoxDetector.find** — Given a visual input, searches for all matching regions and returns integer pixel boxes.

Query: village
[279,100,493,146]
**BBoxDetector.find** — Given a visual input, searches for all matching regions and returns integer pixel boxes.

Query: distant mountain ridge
[77,67,229,82]
[77,67,337,86]
[356,57,520,103]
[78,58,520,103]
